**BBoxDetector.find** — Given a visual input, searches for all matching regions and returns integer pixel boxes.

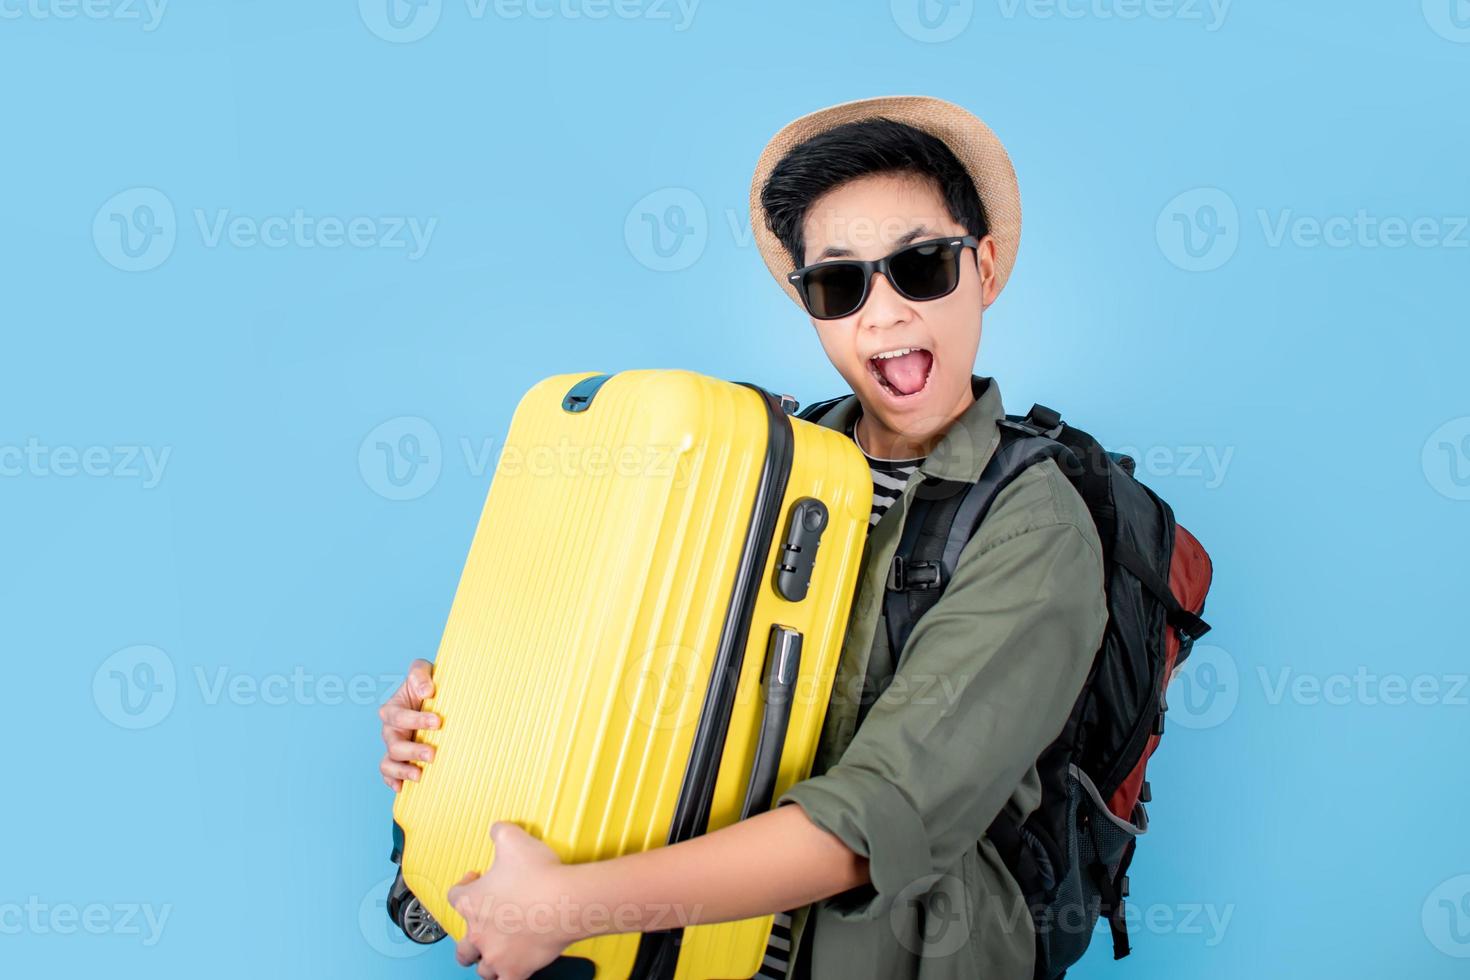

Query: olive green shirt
[778,377,1108,979]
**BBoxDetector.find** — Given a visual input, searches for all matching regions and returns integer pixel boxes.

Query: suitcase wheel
[388,868,447,945]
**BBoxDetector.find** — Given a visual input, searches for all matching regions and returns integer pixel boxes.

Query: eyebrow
[811,225,934,262]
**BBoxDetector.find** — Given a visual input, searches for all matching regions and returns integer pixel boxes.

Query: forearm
[558,801,868,940]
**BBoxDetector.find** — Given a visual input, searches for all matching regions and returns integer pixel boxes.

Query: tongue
[876,349,933,396]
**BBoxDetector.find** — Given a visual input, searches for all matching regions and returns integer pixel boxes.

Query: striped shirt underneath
[756,416,925,979]
[849,415,924,528]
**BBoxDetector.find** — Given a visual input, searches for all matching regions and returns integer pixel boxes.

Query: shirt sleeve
[774,470,1108,921]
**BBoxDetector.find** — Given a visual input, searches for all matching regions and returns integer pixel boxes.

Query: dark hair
[759,117,989,269]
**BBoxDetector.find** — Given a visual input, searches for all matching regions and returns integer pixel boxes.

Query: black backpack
[800,398,1214,978]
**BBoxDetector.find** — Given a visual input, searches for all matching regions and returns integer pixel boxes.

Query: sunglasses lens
[889,241,960,301]
[801,263,866,319]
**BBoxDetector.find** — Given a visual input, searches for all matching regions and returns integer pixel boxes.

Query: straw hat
[749,95,1022,309]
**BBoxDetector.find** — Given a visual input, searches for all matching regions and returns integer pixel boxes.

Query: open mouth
[867,346,934,400]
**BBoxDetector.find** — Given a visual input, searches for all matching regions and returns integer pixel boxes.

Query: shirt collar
[810,376,1006,483]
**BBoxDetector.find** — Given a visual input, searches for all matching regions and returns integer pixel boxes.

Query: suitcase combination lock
[774,497,828,602]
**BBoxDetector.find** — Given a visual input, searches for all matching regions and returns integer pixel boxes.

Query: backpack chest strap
[882,434,1076,670]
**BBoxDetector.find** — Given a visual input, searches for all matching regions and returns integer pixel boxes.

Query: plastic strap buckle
[887,556,944,592]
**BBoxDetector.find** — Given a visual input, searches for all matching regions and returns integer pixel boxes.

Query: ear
[975,236,999,309]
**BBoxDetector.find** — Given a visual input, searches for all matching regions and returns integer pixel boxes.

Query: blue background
[3,1,1468,977]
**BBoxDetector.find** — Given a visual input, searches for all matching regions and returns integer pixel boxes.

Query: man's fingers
[476,961,498,980]
[380,759,421,784]
[386,740,434,764]
[455,937,482,967]
[381,704,440,732]
[407,659,435,701]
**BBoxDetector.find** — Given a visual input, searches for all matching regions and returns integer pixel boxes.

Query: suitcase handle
[739,625,803,819]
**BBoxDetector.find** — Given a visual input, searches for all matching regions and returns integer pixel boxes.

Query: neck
[856,384,976,459]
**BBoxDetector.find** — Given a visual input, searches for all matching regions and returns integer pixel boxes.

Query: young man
[377,96,1108,979]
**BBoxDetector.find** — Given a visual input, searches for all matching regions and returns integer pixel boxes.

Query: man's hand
[448,822,580,980]
[379,658,439,791]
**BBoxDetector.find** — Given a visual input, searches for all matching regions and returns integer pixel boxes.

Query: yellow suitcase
[386,369,871,979]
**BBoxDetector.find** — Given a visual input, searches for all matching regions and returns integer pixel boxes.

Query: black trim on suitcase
[630,382,795,980]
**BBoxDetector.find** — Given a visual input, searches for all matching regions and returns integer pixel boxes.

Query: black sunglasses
[787,236,980,320]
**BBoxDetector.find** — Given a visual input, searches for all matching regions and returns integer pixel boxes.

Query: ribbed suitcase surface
[392,370,870,979]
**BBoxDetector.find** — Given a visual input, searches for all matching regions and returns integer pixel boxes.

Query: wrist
[551,862,603,943]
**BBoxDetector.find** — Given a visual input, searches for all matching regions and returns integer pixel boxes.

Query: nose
[856,269,913,332]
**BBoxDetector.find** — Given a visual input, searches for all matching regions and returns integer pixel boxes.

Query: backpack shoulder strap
[883,424,1075,668]
[796,394,847,424]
